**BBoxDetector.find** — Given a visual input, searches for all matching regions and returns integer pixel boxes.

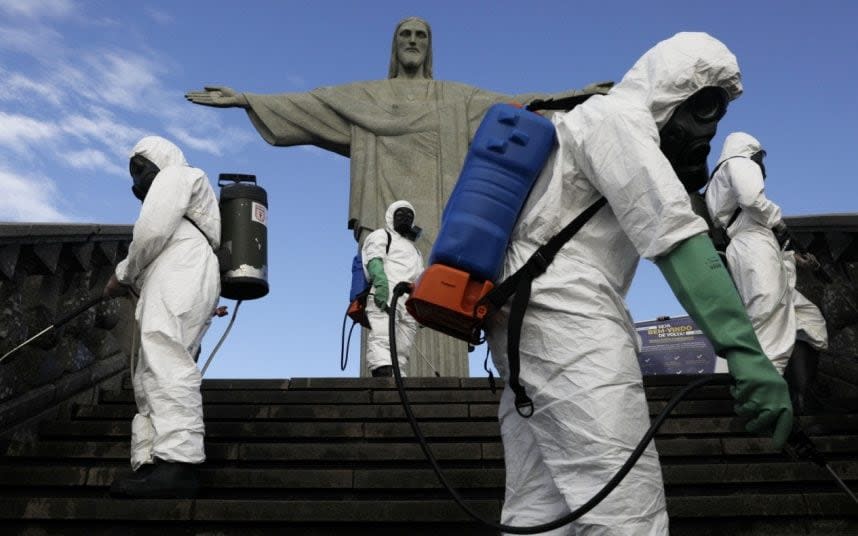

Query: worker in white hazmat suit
[706,132,828,412]
[362,200,424,377]
[485,33,792,535]
[104,135,221,498]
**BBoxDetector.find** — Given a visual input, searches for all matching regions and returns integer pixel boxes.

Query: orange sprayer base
[406,264,494,345]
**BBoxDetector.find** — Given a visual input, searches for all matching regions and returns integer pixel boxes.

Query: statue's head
[388,16,433,80]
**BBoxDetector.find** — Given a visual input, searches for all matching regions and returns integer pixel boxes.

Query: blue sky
[2,0,856,378]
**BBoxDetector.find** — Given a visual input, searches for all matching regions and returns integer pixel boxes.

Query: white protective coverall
[116,136,221,470]
[362,200,424,375]
[485,33,741,535]
[706,132,828,373]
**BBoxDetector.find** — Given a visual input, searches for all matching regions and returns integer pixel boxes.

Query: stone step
[670,517,858,536]
[0,493,853,523]
[38,421,503,440]
[100,389,377,405]
[2,519,855,536]
[37,414,858,442]
[0,497,501,523]
[0,522,500,536]
[74,399,740,421]
[1,462,856,490]
[100,384,734,405]
[3,440,491,463]
[116,375,733,392]
[281,375,736,390]
[74,403,477,421]
[0,465,500,490]
[8,435,858,464]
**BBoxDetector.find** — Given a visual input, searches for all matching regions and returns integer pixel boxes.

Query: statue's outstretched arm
[185,86,250,109]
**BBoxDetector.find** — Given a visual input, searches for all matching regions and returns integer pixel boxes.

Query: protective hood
[716,131,763,166]
[385,200,415,233]
[130,136,189,170]
[609,32,743,129]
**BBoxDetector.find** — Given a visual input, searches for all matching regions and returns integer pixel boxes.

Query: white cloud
[0,111,61,153]
[0,0,74,19]
[0,168,71,222]
[0,69,64,107]
[87,52,165,110]
[0,23,64,59]
[59,148,126,176]
[164,124,254,158]
[47,52,167,113]
[60,110,150,159]
[166,127,225,157]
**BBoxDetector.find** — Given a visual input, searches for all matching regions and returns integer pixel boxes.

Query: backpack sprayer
[405,103,555,345]
[387,102,857,531]
[198,173,270,375]
[339,219,375,371]
[344,218,380,330]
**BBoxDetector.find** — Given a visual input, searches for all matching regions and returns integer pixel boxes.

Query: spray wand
[785,427,858,505]
[0,294,106,365]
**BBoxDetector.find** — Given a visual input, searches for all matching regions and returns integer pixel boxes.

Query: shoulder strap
[385,230,391,254]
[479,197,608,417]
[526,93,594,113]
[726,207,742,229]
[703,155,745,195]
[183,216,214,248]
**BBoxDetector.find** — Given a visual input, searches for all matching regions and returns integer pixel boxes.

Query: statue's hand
[185,86,249,108]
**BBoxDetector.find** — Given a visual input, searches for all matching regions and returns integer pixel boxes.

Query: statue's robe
[244,78,588,376]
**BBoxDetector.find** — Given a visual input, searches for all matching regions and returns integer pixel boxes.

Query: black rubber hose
[340,306,358,372]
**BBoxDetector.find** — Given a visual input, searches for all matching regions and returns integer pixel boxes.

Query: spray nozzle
[784,428,827,467]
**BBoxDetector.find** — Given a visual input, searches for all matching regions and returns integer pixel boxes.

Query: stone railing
[785,214,858,398]
[0,224,133,433]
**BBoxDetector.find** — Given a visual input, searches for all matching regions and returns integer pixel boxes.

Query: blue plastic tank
[429,103,556,282]
[349,253,368,302]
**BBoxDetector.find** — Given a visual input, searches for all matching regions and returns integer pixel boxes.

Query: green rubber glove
[655,233,793,449]
[366,257,389,309]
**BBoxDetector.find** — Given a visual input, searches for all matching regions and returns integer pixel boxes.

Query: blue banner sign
[635,316,720,375]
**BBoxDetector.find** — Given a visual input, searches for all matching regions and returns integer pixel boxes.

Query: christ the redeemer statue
[186,16,610,377]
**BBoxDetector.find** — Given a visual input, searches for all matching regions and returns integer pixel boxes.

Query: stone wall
[785,214,858,398]
[0,224,133,433]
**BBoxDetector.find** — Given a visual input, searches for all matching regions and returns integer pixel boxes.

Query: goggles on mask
[129,155,161,201]
[393,207,422,241]
[659,86,729,192]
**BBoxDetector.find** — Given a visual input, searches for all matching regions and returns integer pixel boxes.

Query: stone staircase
[1,375,857,534]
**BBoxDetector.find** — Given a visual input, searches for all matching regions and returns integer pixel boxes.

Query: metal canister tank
[218,173,269,300]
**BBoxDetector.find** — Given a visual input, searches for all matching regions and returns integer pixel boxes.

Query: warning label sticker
[251,202,267,226]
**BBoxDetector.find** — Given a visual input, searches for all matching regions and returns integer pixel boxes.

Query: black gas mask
[750,149,767,179]
[129,154,160,201]
[659,86,729,192]
[393,207,421,241]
